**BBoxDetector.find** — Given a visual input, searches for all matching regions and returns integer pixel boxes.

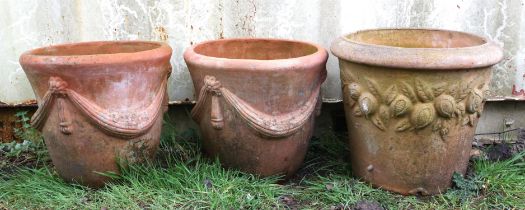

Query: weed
[451,172,483,203]
[0,140,37,157]
[0,111,48,171]
[14,111,43,143]
[473,151,525,209]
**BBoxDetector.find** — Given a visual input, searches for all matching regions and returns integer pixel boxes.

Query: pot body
[332,29,503,195]
[20,41,172,187]
[184,38,328,177]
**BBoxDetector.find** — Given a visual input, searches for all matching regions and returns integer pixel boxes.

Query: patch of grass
[1,114,524,209]
[0,160,285,209]
[0,167,90,208]
[293,138,525,209]
[473,152,525,209]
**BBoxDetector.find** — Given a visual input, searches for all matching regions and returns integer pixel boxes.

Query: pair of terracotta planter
[20,39,327,187]
[20,29,502,196]
[185,29,502,195]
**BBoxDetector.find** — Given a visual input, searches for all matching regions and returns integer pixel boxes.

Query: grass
[0,160,285,209]
[0,113,524,209]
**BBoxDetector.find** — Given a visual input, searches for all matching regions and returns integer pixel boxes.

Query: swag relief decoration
[341,70,486,140]
[31,76,166,139]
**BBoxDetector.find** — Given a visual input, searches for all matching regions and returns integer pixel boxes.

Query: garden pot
[331,29,503,195]
[19,41,172,188]
[184,38,328,178]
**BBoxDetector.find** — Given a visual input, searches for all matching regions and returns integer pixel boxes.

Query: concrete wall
[1,0,525,105]
[476,101,525,140]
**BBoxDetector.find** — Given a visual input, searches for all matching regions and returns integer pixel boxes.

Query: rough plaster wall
[1,0,524,104]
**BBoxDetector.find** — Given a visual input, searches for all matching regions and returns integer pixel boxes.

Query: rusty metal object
[184,38,327,178]
[0,107,36,142]
[19,41,172,187]
[332,29,503,195]
[0,101,37,142]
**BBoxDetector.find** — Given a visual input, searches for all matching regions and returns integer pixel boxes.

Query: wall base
[0,101,523,142]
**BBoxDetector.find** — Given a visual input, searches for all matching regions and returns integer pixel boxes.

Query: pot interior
[30,42,161,56]
[346,29,487,48]
[193,39,318,60]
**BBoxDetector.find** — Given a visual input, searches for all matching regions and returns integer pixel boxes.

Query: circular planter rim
[331,28,504,70]
[184,38,328,70]
[20,40,172,66]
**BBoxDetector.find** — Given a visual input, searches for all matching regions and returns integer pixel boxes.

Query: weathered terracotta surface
[20,41,172,187]
[332,29,503,195]
[184,38,328,178]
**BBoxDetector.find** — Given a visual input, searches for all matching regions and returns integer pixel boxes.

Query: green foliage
[451,172,483,202]
[14,111,43,143]
[0,140,37,157]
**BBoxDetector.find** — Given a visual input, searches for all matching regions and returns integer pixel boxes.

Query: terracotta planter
[20,41,172,187]
[332,29,503,195]
[184,38,328,177]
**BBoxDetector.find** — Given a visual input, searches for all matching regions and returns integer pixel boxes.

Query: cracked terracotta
[184,38,328,178]
[20,41,172,187]
[332,29,503,195]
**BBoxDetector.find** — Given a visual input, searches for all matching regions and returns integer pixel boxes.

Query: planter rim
[19,40,172,66]
[331,28,504,70]
[184,38,328,71]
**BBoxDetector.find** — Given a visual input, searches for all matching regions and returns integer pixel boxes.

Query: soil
[481,128,525,161]
[486,143,514,161]
[351,200,385,210]
[279,195,301,209]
